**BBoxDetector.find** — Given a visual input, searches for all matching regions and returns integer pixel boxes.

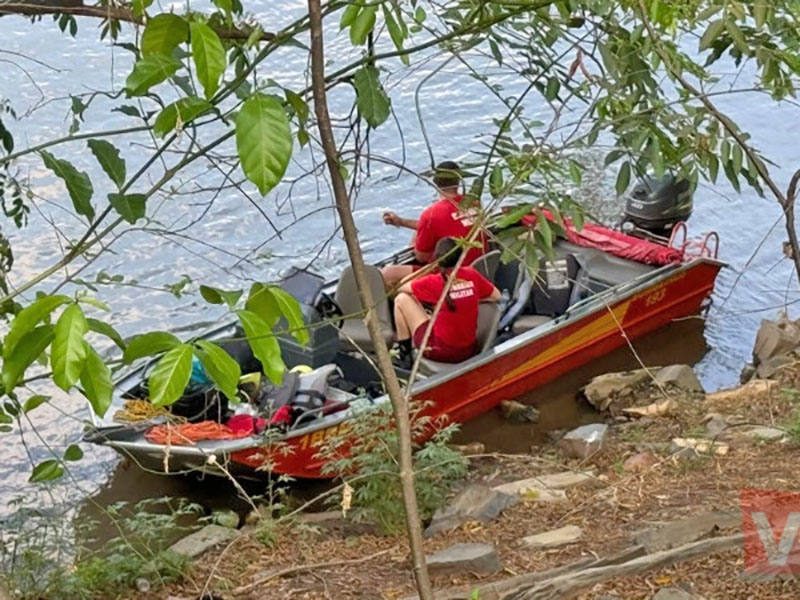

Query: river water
[1,5,799,523]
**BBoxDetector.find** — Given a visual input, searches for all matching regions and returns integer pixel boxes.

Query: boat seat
[471,250,502,281]
[335,265,395,353]
[511,314,554,336]
[530,254,580,317]
[417,302,502,376]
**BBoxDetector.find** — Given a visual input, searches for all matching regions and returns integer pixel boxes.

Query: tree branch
[0,1,276,41]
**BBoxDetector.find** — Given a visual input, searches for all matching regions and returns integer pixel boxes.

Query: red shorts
[412,323,476,363]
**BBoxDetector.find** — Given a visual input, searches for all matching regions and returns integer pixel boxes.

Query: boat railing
[668,222,720,259]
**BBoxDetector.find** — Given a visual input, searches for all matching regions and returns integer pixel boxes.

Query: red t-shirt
[410,266,496,348]
[415,196,487,265]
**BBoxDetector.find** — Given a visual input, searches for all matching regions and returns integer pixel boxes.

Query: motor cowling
[622,175,692,236]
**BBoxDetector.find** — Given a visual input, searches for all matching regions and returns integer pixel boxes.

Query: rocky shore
[148,316,800,600]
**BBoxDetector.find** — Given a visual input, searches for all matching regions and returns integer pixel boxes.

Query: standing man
[381,161,487,288]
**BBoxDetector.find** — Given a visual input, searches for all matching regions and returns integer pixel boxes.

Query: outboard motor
[622,175,692,240]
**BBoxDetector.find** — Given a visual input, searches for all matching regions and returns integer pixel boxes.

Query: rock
[450,442,485,455]
[704,414,728,437]
[520,524,583,549]
[634,510,741,553]
[623,399,677,418]
[705,379,777,407]
[425,484,518,536]
[670,437,729,457]
[168,524,239,559]
[559,424,608,458]
[735,426,786,443]
[298,510,342,524]
[135,578,151,593]
[756,355,793,379]
[499,400,540,423]
[655,365,704,393]
[753,316,800,366]
[425,543,500,577]
[582,369,651,411]
[740,362,756,383]
[211,508,240,529]
[494,470,596,495]
[623,451,658,472]
[652,588,694,600]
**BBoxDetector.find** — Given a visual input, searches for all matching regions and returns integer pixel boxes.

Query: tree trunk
[305,1,433,598]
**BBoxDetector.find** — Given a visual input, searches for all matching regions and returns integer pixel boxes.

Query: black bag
[170,386,231,423]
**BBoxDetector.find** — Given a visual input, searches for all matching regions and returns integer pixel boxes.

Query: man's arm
[383,212,418,230]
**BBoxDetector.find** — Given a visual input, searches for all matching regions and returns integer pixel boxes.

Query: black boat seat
[417,302,502,376]
[471,250,501,281]
[335,265,395,353]
[530,254,580,317]
[511,314,554,335]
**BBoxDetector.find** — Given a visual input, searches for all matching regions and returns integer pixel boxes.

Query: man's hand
[383,211,403,227]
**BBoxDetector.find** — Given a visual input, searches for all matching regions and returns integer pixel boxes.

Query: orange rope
[145,421,252,445]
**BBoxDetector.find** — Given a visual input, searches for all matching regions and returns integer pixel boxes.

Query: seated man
[392,237,500,369]
[381,161,487,289]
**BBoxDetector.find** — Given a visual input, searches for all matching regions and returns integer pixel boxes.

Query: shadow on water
[79,316,708,542]
[453,316,709,454]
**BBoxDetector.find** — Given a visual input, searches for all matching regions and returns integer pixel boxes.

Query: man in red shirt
[392,237,500,369]
[381,161,487,289]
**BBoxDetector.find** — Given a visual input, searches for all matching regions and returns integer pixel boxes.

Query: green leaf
[132,0,153,17]
[80,342,114,417]
[23,395,50,413]
[270,287,309,346]
[753,2,768,29]
[86,318,126,351]
[383,4,407,63]
[707,153,719,183]
[3,295,69,359]
[495,204,532,229]
[340,3,361,29]
[488,38,503,66]
[40,151,94,221]
[148,343,193,406]
[108,193,147,224]
[536,210,553,249]
[52,304,89,391]
[123,331,181,364]
[2,325,55,390]
[731,144,744,174]
[190,22,226,100]
[77,296,110,311]
[194,340,241,401]
[616,162,631,196]
[353,66,390,129]
[725,19,749,54]
[284,89,309,124]
[569,161,582,185]
[245,283,280,329]
[236,93,293,196]
[350,5,377,45]
[237,309,285,385]
[64,444,84,461]
[544,76,560,101]
[141,13,189,58]
[200,285,242,308]
[153,97,213,137]
[87,139,126,189]
[29,459,64,483]
[489,165,503,198]
[125,54,182,96]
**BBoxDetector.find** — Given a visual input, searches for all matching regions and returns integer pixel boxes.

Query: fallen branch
[510,533,744,599]
[232,548,392,596]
